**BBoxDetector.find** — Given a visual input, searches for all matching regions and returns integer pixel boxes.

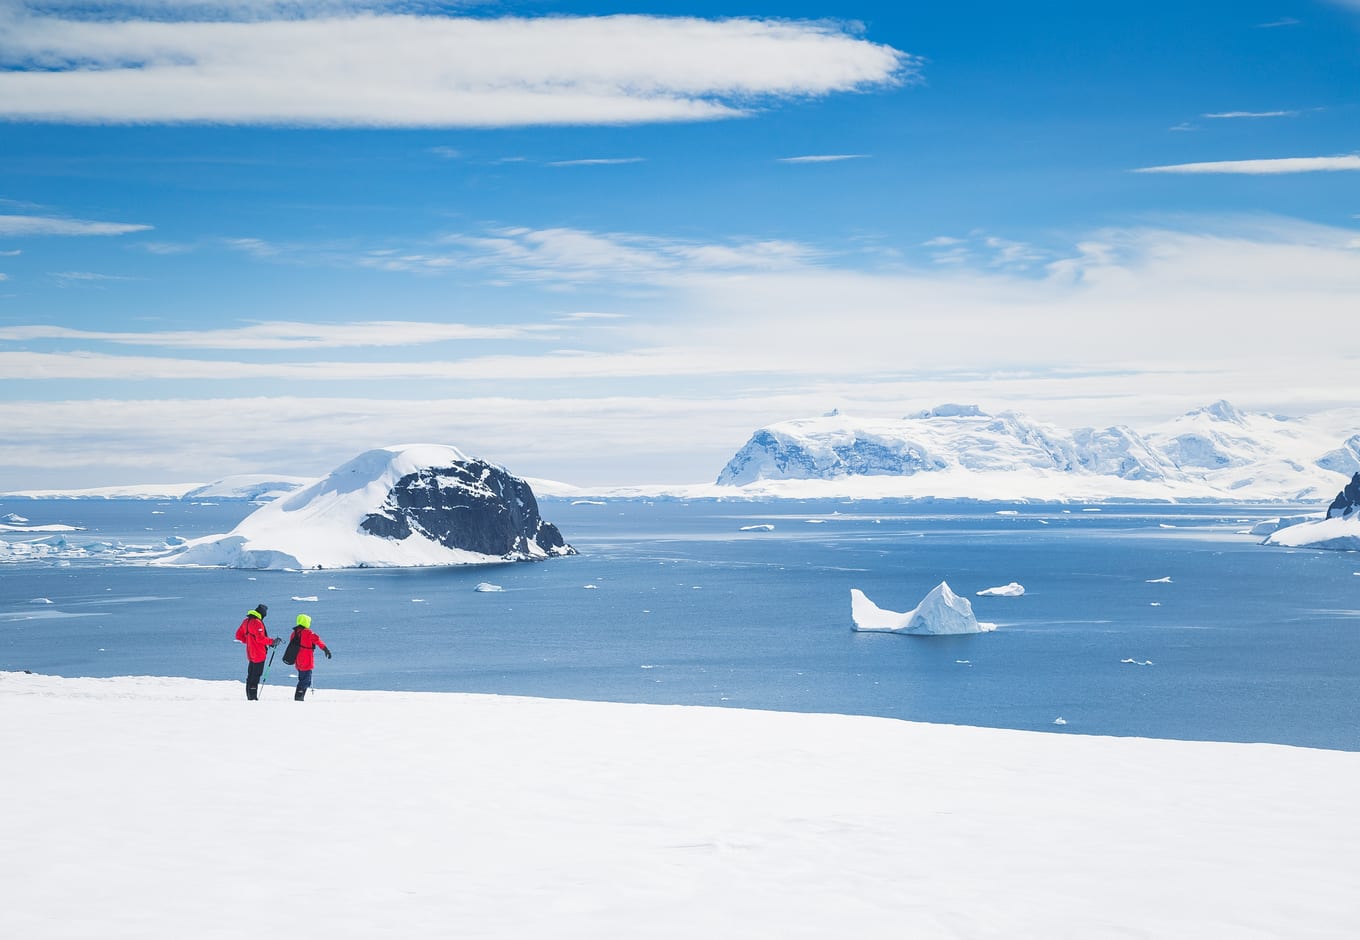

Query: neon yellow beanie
[295,614,312,628]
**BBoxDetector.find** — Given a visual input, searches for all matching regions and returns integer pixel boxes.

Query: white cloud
[1202,111,1299,119]
[777,154,869,163]
[1256,17,1300,27]
[0,320,553,349]
[548,158,645,167]
[0,9,912,126]
[436,227,819,283]
[4,216,1359,486]
[1136,156,1360,174]
[0,214,152,236]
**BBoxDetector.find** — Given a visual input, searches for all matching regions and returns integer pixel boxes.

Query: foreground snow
[6,673,1356,939]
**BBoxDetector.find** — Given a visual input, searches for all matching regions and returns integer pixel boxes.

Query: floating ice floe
[1145,576,1173,583]
[3,513,29,523]
[976,582,1025,597]
[739,524,776,532]
[292,595,319,602]
[1122,658,1155,666]
[571,500,606,506]
[31,597,53,605]
[582,584,598,589]
[995,510,1019,516]
[1053,717,1067,725]
[474,582,504,593]
[850,582,996,636]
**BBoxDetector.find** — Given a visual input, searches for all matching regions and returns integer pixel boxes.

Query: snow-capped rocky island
[162,444,575,570]
[1263,472,1360,552]
[715,401,1359,501]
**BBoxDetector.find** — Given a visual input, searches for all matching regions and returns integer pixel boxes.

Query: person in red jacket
[289,613,331,701]
[234,603,279,701]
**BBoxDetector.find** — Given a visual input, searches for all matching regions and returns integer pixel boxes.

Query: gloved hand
[270,638,281,647]
[323,647,332,659]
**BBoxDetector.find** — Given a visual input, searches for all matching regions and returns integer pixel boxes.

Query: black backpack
[281,628,303,666]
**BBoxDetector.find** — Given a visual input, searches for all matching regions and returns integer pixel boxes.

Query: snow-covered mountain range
[712,401,1360,502]
[2,474,313,501]
[161,444,574,570]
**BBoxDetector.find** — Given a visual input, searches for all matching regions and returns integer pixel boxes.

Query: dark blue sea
[3,497,1358,751]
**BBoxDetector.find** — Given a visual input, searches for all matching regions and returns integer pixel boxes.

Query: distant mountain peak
[1191,400,1247,425]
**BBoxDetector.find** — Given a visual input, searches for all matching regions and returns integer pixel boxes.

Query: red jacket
[235,615,273,663]
[293,627,328,671]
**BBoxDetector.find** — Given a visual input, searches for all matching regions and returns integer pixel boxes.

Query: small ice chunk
[31,597,54,604]
[1145,576,1173,583]
[976,582,1025,597]
[474,582,503,593]
[583,584,598,589]
[4,513,30,523]
[739,524,775,532]
[291,595,319,602]
[1121,658,1155,666]
[1053,717,1067,725]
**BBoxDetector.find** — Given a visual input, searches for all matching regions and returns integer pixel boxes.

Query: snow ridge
[716,400,1358,501]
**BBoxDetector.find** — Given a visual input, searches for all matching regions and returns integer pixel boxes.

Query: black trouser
[246,659,264,700]
[295,669,312,701]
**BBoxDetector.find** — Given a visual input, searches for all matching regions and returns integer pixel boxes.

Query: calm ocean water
[2,497,1357,750]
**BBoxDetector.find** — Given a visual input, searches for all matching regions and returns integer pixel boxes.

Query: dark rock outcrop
[1325,472,1360,521]
[361,458,575,560]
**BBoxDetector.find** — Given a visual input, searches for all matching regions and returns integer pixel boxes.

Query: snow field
[3,672,1359,938]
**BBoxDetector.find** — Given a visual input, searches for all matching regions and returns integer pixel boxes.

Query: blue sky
[1,0,1358,488]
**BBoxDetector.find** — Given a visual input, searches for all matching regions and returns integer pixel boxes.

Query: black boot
[295,689,306,701]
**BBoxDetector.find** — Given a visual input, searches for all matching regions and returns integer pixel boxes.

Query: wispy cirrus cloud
[777,154,869,163]
[548,158,645,167]
[0,320,553,350]
[1255,17,1300,27]
[0,214,151,236]
[1135,155,1360,174]
[1202,110,1299,119]
[0,6,913,127]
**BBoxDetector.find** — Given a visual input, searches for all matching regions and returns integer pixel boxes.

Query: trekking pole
[260,644,278,696]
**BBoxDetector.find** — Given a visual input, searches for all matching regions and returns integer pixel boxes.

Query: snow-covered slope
[161,444,574,570]
[715,401,1358,501]
[4,673,1359,939]
[1264,472,1360,551]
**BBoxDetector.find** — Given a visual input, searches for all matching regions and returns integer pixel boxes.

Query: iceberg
[850,582,996,635]
[977,582,1025,597]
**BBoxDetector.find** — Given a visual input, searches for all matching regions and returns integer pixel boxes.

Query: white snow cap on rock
[158,444,570,570]
[851,582,996,635]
